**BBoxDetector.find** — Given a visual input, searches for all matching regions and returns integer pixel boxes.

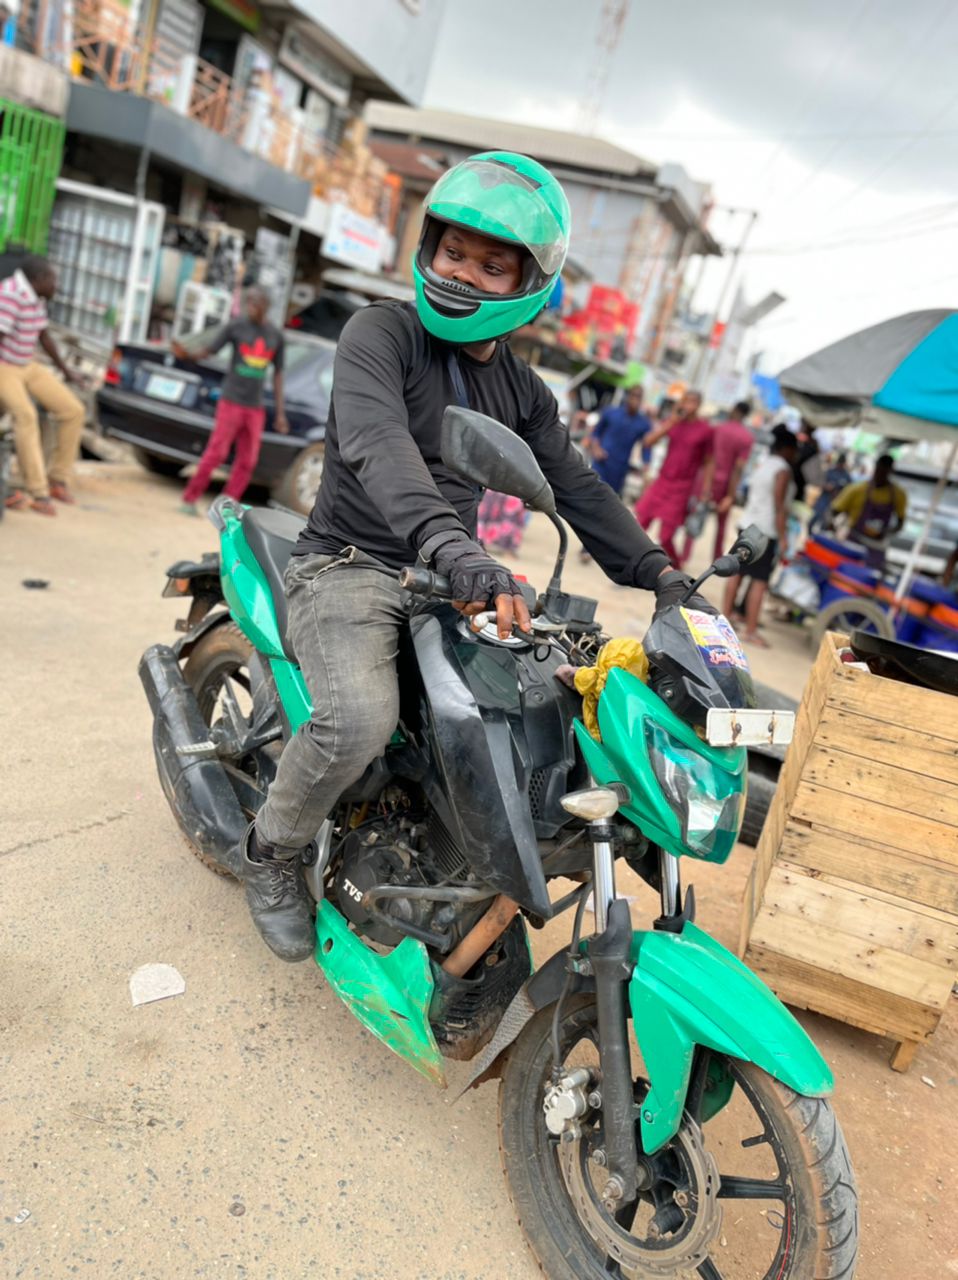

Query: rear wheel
[133,447,184,478]
[499,996,858,1280]
[181,622,272,878]
[273,441,325,515]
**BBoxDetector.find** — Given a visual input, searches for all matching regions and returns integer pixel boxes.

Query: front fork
[588,825,682,1211]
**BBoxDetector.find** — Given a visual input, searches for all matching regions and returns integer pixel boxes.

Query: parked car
[288,272,416,341]
[97,330,334,514]
[286,289,367,341]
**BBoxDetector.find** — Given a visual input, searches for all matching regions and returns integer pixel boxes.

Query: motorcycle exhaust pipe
[138,644,247,876]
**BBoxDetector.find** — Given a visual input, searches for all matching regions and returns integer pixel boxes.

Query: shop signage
[323,202,384,273]
[279,26,351,107]
[206,0,260,34]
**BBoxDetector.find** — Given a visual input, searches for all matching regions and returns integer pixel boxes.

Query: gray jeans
[255,549,408,853]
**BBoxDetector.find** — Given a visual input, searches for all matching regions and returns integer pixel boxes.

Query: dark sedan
[97,331,334,514]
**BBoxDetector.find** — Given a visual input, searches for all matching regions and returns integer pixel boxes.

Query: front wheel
[499,996,858,1280]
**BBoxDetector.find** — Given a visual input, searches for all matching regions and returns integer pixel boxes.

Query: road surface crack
[0,808,131,857]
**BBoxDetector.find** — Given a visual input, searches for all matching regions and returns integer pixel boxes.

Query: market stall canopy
[778,309,958,442]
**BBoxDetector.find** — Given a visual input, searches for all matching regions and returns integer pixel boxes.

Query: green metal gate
[0,98,66,253]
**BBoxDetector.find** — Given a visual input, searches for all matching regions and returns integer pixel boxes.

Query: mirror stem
[681,564,716,603]
[545,511,568,596]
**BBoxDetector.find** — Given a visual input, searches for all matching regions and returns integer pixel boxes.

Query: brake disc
[559,1113,722,1276]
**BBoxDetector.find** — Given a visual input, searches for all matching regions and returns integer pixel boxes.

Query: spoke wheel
[498,995,858,1280]
[810,596,892,649]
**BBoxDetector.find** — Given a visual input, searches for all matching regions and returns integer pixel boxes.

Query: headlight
[645,722,746,860]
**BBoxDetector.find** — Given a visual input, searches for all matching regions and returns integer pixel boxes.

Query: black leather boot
[239,825,315,962]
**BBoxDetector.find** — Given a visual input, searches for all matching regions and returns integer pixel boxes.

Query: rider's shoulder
[339,299,420,354]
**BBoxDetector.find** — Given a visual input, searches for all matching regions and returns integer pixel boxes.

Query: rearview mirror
[440,406,556,515]
[729,524,769,566]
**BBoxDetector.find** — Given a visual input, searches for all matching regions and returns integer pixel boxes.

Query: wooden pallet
[740,632,958,1071]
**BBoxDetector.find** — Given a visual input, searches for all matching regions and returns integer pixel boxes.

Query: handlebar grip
[398,566,454,599]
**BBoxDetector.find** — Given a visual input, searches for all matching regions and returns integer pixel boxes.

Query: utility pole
[578,0,630,135]
[690,206,758,393]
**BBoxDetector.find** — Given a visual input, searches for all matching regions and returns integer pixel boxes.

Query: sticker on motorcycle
[680,608,749,672]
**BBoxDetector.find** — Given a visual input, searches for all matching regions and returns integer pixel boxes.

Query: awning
[67,82,311,218]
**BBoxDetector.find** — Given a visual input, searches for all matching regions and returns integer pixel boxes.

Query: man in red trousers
[174,285,288,513]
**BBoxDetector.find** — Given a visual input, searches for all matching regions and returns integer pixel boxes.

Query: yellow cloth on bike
[574,637,649,741]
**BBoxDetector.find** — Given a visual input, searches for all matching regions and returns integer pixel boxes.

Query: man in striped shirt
[0,255,86,516]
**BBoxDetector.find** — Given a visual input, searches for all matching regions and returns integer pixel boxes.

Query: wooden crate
[740,632,958,1071]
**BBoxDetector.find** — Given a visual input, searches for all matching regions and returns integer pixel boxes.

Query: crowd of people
[479,377,934,654]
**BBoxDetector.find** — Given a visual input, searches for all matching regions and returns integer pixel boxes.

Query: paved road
[1,458,955,1279]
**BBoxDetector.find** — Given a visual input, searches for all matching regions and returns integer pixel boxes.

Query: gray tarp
[779,310,958,441]
[778,310,949,400]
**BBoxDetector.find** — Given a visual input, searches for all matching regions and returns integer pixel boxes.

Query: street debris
[14,1208,31,1224]
[22,579,50,590]
[129,963,186,1007]
[229,1201,246,1217]
[921,1076,936,1088]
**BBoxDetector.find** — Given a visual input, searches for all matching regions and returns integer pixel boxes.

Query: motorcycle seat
[241,507,306,660]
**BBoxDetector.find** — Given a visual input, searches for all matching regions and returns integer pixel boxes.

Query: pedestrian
[680,398,754,564]
[829,453,906,570]
[582,383,652,496]
[808,451,851,533]
[634,389,714,563]
[722,424,797,647]
[791,418,821,504]
[0,255,86,516]
[174,284,288,514]
[477,489,528,554]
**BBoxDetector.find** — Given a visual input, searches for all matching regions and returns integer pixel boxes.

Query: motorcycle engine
[331,813,473,948]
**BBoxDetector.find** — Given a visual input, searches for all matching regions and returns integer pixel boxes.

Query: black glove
[433,537,520,606]
[653,569,718,617]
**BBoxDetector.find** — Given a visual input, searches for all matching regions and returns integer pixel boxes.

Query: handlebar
[398,566,454,600]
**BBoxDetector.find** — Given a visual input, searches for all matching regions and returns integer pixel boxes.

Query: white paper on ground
[130,963,186,1007]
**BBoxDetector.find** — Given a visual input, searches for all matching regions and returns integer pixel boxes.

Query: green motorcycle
[140,406,858,1279]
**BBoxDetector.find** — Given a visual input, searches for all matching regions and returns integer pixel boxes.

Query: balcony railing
[15,0,399,227]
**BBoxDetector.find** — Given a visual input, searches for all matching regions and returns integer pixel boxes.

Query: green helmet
[413,151,571,345]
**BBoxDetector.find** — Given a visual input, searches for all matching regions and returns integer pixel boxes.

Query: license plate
[145,373,186,403]
[706,708,795,748]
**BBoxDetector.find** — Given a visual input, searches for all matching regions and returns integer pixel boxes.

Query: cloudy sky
[424,0,958,371]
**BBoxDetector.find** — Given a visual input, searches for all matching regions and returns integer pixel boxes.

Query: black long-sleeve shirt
[295,302,669,588]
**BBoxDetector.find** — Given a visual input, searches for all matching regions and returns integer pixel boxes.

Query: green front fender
[630,922,833,1153]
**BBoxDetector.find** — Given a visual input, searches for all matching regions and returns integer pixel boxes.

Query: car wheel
[132,447,184,478]
[274,442,325,516]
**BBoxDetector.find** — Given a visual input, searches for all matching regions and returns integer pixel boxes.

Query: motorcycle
[140,405,858,1279]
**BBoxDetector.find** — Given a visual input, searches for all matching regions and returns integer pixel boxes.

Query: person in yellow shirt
[830,454,907,569]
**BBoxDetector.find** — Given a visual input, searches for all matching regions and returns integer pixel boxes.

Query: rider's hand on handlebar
[433,538,532,639]
[653,568,718,618]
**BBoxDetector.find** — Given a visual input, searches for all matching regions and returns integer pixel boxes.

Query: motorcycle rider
[240,152,712,961]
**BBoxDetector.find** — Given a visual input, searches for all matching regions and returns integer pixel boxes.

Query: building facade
[10,0,445,341]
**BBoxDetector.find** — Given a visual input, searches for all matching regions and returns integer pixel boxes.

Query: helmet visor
[425,159,568,277]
